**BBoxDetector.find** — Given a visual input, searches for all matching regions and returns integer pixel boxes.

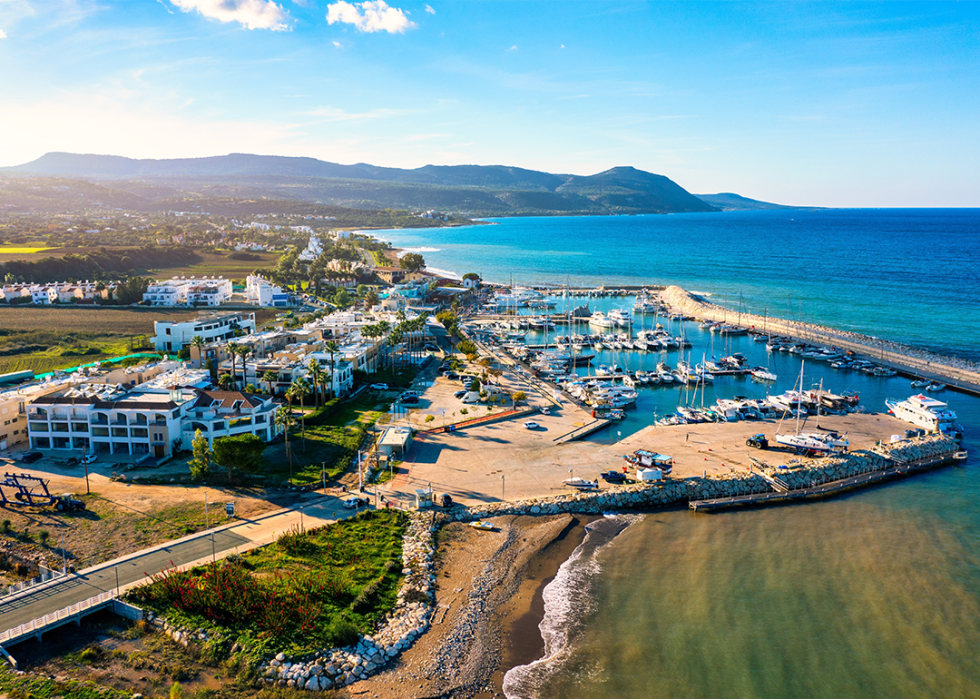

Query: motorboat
[468,521,495,531]
[775,431,849,454]
[885,394,962,439]
[751,367,778,381]
[588,312,617,329]
[563,477,599,490]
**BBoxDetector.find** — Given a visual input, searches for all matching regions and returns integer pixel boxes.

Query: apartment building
[153,312,256,352]
[143,276,233,307]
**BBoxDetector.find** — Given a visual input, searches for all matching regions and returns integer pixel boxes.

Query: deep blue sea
[378,209,980,362]
[378,210,980,699]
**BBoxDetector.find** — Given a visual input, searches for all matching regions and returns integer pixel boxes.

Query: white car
[342,496,369,509]
[370,383,389,390]
[80,453,98,465]
[523,421,540,430]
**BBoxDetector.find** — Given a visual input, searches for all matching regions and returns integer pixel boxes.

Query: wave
[395,246,442,255]
[502,515,640,699]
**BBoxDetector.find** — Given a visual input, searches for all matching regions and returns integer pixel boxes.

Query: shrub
[38,529,50,545]
[325,616,360,648]
[0,520,11,534]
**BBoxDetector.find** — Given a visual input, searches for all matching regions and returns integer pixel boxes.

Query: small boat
[751,367,778,382]
[926,382,946,392]
[563,477,599,490]
[910,379,930,389]
[468,521,495,531]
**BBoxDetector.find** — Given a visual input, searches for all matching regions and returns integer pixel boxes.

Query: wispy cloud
[325,1,415,34]
[332,40,342,47]
[168,0,291,31]
[508,44,517,51]
[424,4,434,14]
[300,105,420,123]
[0,29,7,39]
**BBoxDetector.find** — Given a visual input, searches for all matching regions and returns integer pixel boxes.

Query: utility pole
[321,462,327,495]
[501,474,505,502]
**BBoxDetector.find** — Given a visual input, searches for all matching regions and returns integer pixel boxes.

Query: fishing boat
[563,477,599,490]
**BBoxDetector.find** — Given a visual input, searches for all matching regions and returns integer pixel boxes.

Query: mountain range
[1,152,800,216]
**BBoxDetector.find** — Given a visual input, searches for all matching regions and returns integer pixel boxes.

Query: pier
[689,452,958,512]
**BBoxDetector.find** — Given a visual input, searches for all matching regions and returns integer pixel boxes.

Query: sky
[0,0,978,207]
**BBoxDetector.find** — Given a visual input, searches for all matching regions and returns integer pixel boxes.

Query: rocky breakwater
[259,512,437,690]
[758,433,958,490]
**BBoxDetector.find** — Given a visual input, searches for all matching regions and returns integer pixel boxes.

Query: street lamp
[501,474,505,502]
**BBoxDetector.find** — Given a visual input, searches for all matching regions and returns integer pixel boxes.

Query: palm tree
[274,405,295,482]
[262,369,278,395]
[288,377,311,447]
[308,358,327,407]
[226,342,241,389]
[217,373,234,390]
[323,341,340,399]
[233,344,252,390]
[190,335,206,365]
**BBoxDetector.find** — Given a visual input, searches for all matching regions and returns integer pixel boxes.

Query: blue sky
[0,1,978,206]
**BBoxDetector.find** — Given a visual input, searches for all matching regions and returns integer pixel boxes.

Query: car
[445,372,459,380]
[21,451,43,464]
[342,496,369,509]
[400,395,419,404]
[370,383,389,390]
[424,344,439,352]
[523,421,540,430]
[454,390,468,399]
[80,453,98,465]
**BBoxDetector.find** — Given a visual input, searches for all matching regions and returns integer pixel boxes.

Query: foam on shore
[502,515,639,699]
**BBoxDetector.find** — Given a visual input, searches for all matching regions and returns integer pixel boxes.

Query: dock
[690,452,957,512]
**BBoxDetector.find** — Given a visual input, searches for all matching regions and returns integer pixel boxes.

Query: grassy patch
[265,394,386,484]
[155,251,281,279]
[0,662,128,699]
[129,509,407,658]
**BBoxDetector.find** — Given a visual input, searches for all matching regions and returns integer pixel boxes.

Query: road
[0,493,362,635]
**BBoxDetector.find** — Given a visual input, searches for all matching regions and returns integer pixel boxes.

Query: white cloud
[332,40,342,47]
[424,4,434,14]
[168,0,290,31]
[508,44,517,51]
[325,1,415,34]
[300,105,420,122]
[0,30,6,39]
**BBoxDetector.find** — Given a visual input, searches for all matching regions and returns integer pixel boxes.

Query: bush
[38,530,50,545]
[325,616,361,648]
[0,520,11,534]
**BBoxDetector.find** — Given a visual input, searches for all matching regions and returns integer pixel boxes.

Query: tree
[188,429,213,481]
[213,434,265,484]
[274,406,294,480]
[333,287,351,309]
[217,373,234,390]
[512,390,527,404]
[399,252,425,272]
[233,344,252,389]
[456,339,477,356]
[323,341,340,399]
[308,358,328,407]
[288,377,311,445]
[364,289,380,309]
[226,342,241,388]
[262,370,278,395]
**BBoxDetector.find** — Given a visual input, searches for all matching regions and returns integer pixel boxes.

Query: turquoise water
[379,211,980,698]
[378,209,980,361]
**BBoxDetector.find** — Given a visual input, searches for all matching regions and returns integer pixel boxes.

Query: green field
[0,306,281,375]
[152,250,281,279]
[129,509,408,657]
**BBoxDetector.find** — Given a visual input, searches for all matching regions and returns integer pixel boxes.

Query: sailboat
[774,362,849,455]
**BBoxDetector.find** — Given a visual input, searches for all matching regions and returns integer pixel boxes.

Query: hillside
[3,153,718,216]
[695,192,811,211]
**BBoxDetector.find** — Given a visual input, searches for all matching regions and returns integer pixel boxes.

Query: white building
[153,312,256,352]
[143,277,233,307]
[180,390,280,449]
[298,234,323,262]
[245,275,290,307]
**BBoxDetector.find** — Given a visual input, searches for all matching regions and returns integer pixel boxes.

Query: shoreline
[343,514,590,699]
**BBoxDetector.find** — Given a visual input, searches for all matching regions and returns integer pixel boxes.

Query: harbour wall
[660,285,980,393]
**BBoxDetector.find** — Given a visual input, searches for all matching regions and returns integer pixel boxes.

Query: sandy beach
[342,513,592,699]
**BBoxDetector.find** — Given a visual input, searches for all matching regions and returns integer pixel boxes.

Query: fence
[0,568,69,605]
[0,589,120,647]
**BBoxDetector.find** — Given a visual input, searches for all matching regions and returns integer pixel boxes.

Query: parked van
[461,391,481,404]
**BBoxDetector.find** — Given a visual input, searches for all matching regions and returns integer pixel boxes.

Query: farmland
[0,306,282,375]
[152,250,281,279]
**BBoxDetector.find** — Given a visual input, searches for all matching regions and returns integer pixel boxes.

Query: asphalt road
[0,528,250,633]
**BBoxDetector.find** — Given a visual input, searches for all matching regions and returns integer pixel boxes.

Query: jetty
[661,285,980,396]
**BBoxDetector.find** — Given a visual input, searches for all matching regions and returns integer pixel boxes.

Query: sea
[378,210,980,699]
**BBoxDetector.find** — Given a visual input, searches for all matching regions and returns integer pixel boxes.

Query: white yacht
[588,311,617,329]
[885,394,962,439]
[775,432,850,454]
[608,309,632,327]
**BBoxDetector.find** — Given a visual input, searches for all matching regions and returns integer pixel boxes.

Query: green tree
[274,406,295,481]
[217,373,233,390]
[213,433,265,484]
[287,377,311,445]
[262,369,278,395]
[188,429,213,481]
[399,252,425,272]
[333,287,351,309]
[364,289,380,308]
[323,340,341,399]
[456,339,477,356]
